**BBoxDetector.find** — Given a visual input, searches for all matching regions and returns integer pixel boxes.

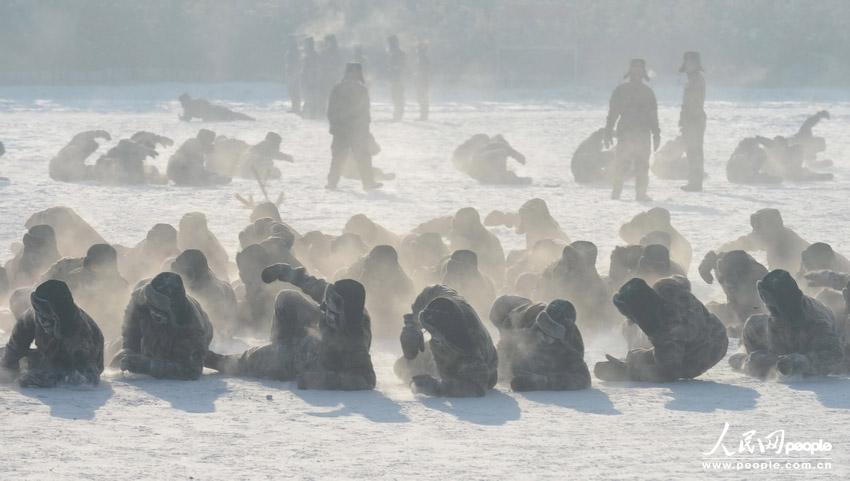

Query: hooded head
[143,272,190,327]
[624,58,650,81]
[344,62,365,83]
[147,223,178,248]
[365,245,400,270]
[570,241,598,269]
[716,250,767,289]
[420,296,475,354]
[679,51,703,73]
[517,198,553,232]
[322,278,366,332]
[488,295,536,331]
[23,224,58,254]
[640,244,672,273]
[612,277,666,337]
[452,207,482,234]
[197,129,216,147]
[83,243,118,273]
[30,280,79,339]
[640,231,671,249]
[171,249,210,284]
[250,202,282,223]
[264,132,282,147]
[757,270,804,324]
[411,285,458,319]
[534,299,577,343]
[331,232,368,261]
[750,208,784,238]
[801,242,836,272]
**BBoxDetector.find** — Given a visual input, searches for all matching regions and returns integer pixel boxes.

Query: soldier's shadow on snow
[17,381,113,420]
[124,374,230,413]
[419,388,521,425]
[518,388,621,415]
[663,380,759,412]
[287,384,409,423]
[786,377,850,410]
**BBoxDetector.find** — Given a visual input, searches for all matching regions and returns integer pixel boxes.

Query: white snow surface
[1,85,849,480]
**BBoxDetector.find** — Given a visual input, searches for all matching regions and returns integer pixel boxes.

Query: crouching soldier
[595,276,728,382]
[111,272,213,380]
[490,295,590,391]
[729,270,843,378]
[401,286,497,397]
[261,263,375,390]
[1,280,104,387]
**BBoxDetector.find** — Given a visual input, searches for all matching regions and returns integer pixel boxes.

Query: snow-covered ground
[1,86,849,479]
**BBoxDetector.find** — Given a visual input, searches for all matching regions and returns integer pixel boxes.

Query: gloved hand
[400,317,425,360]
[261,263,304,284]
[652,132,661,152]
[594,354,628,382]
[698,251,719,284]
[120,353,152,374]
[603,129,614,149]
[411,375,441,396]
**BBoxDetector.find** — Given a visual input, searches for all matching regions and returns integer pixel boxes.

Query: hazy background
[0,0,848,90]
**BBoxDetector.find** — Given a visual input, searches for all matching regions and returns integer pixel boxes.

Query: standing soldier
[387,35,407,122]
[300,37,321,119]
[415,41,431,121]
[605,59,660,201]
[679,51,706,192]
[284,37,302,114]
[326,63,381,191]
[319,34,344,117]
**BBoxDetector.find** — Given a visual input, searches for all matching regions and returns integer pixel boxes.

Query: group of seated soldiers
[1,199,849,394]
[571,110,836,186]
[49,129,294,186]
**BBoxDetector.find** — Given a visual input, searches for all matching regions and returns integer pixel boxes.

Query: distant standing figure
[387,35,407,122]
[326,63,381,191]
[319,34,344,116]
[285,36,302,114]
[301,37,322,119]
[604,58,660,201]
[679,51,706,192]
[415,42,431,121]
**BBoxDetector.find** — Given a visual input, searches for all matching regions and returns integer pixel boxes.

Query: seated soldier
[571,128,615,184]
[405,289,498,397]
[111,272,213,380]
[167,129,230,186]
[595,276,728,382]
[178,93,255,122]
[650,135,689,180]
[729,270,843,379]
[699,250,768,335]
[714,208,809,272]
[1,280,104,387]
[452,134,530,185]
[205,289,320,381]
[49,130,111,182]
[237,132,294,180]
[170,250,238,340]
[261,263,376,390]
[5,225,61,290]
[726,136,782,184]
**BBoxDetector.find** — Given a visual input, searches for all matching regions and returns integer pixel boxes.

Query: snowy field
[1,85,849,479]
